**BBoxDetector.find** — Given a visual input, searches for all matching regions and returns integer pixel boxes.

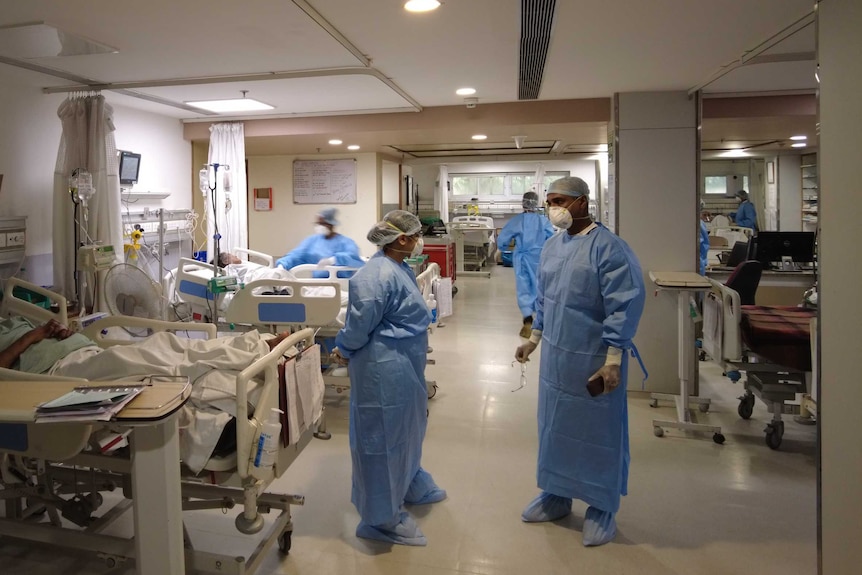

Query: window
[704,175,749,195]
[449,171,569,199]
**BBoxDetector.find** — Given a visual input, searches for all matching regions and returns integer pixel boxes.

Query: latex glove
[588,364,621,394]
[317,256,336,267]
[515,341,537,363]
[331,347,349,366]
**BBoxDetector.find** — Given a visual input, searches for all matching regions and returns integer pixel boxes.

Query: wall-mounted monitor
[118,151,141,186]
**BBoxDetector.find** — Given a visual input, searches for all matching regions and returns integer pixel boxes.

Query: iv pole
[203,163,229,323]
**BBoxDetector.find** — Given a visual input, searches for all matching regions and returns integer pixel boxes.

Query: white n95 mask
[548,206,573,229]
[411,237,425,257]
[314,224,329,236]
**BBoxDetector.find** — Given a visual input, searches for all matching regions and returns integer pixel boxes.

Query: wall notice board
[293,159,357,204]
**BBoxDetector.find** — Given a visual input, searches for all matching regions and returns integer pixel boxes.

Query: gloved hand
[588,364,621,394]
[331,347,349,366]
[515,341,537,363]
[317,256,336,267]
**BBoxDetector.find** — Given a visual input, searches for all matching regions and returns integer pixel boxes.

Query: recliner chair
[725,260,762,306]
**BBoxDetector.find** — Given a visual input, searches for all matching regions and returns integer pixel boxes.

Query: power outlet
[0,234,6,248]
[6,232,25,247]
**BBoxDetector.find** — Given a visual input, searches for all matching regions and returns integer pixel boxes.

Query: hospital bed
[448,215,496,278]
[702,278,815,449]
[0,278,325,574]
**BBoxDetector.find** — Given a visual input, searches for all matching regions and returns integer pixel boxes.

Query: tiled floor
[0,265,817,574]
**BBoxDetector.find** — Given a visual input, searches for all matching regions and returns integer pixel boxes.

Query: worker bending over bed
[515,176,645,547]
[334,210,446,546]
[275,208,365,270]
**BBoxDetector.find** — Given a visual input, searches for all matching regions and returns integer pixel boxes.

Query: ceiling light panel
[0,23,117,59]
[185,98,273,113]
[404,0,441,13]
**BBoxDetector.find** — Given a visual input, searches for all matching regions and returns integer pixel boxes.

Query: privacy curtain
[206,123,248,260]
[533,163,546,201]
[53,93,122,311]
[435,164,449,223]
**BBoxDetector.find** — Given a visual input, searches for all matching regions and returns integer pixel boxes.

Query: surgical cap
[547,176,590,198]
[735,190,749,201]
[522,191,539,210]
[366,210,422,246]
[318,208,339,226]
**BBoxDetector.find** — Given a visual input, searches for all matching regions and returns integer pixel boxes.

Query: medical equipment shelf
[800,153,818,232]
[648,271,725,445]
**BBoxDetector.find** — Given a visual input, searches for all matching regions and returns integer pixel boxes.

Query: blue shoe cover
[582,506,616,546]
[356,511,427,546]
[521,492,572,522]
[405,467,447,505]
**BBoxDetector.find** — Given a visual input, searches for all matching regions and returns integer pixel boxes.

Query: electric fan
[103,263,163,320]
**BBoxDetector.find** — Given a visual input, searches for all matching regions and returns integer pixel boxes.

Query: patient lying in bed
[0,316,297,473]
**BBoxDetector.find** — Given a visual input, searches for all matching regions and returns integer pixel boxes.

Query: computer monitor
[750,231,816,268]
[726,241,749,268]
[118,151,141,186]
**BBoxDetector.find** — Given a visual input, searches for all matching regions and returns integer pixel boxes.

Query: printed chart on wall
[293,159,357,204]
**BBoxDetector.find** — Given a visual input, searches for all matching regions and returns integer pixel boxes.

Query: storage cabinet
[801,153,818,232]
[422,237,456,283]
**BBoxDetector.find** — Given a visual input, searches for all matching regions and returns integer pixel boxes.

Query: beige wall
[246,153,381,259]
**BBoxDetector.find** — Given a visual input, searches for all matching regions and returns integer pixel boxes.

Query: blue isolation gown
[533,223,645,514]
[335,252,433,527]
[699,220,710,275]
[733,201,758,230]
[497,212,556,318]
[275,233,365,270]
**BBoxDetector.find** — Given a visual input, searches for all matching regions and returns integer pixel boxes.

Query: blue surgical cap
[547,176,590,198]
[318,208,339,226]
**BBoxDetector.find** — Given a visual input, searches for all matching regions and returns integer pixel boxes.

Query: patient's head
[211,252,242,267]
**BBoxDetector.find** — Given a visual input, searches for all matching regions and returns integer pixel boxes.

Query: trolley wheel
[713,433,725,445]
[764,424,783,450]
[653,426,664,438]
[698,351,707,362]
[649,399,659,408]
[737,395,755,420]
[314,431,331,440]
[452,286,458,295]
[698,403,710,413]
[278,530,292,554]
[427,384,438,399]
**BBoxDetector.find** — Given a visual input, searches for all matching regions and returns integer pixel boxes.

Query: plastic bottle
[254,408,283,469]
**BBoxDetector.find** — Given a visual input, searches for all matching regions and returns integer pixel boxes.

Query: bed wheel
[314,431,331,440]
[765,422,784,450]
[698,403,710,413]
[653,426,664,438]
[737,394,755,420]
[278,530,292,554]
[427,384,438,399]
[713,433,725,445]
[649,398,658,408]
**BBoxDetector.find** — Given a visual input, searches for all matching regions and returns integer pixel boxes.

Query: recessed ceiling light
[186,98,274,113]
[347,145,360,150]
[404,0,441,12]
[790,135,807,141]
[792,143,807,148]
[472,134,487,140]
[456,87,476,96]
[328,139,343,145]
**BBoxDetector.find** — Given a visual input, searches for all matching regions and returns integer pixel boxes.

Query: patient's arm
[0,319,74,368]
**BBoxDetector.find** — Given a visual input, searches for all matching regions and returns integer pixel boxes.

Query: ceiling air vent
[519,0,556,100]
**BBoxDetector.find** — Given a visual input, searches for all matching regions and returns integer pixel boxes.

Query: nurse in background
[276,208,365,270]
[335,210,446,546]
[497,191,555,338]
[729,190,758,231]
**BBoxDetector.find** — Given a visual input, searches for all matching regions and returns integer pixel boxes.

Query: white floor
[0,265,817,574]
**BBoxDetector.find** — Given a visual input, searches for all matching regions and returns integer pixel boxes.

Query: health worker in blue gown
[515,176,645,547]
[496,191,556,338]
[729,189,758,231]
[275,208,365,270]
[334,210,446,546]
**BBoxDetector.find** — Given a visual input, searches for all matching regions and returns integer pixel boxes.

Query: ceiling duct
[518,0,556,100]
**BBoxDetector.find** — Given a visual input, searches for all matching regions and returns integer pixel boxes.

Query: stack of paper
[36,385,145,423]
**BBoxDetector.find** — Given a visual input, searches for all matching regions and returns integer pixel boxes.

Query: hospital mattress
[740,305,815,372]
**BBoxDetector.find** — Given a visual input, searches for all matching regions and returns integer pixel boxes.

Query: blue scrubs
[699,220,709,275]
[335,252,439,530]
[533,223,645,514]
[276,233,364,270]
[497,212,555,318]
[733,201,757,230]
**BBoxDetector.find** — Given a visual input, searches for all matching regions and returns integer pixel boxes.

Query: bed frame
[0,278,322,573]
